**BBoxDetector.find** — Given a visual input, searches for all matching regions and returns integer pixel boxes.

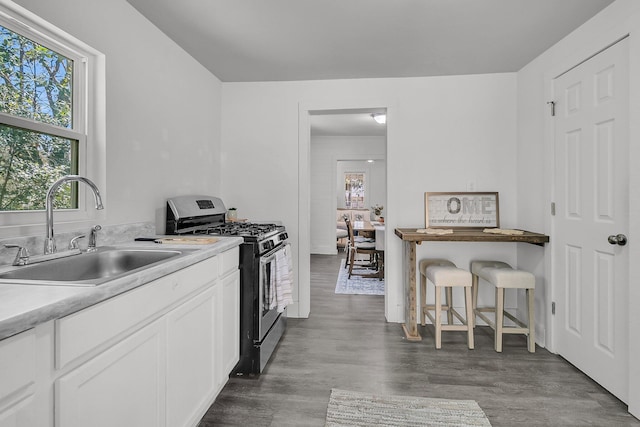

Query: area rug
[335,260,384,295]
[325,389,492,427]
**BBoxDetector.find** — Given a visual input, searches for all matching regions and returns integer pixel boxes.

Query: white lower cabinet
[166,286,218,427]
[56,319,166,427]
[0,249,240,427]
[47,248,238,427]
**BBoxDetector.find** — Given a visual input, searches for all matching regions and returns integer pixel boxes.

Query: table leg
[401,240,422,341]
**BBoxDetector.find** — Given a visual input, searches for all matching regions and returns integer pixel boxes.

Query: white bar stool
[470,261,536,353]
[419,259,474,349]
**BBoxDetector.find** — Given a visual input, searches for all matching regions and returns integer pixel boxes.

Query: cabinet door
[56,320,165,427]
[166,285,218,427]
[0,330,37,427]
[220,270,240,378]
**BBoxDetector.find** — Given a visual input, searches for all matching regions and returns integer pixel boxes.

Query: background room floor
[198,254,639,427]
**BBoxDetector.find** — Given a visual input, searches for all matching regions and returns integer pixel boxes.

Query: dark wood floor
[198,254,639,426]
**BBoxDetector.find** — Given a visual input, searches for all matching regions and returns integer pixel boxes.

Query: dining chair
[343,217,373,267]
[345,218,382,279]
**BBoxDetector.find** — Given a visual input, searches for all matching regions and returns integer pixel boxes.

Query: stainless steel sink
[0,247,196,286]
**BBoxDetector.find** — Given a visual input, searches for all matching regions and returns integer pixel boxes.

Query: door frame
[544,23,640,417]
[298,101,392,320]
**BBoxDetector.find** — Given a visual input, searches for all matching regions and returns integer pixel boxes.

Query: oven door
[257,244,286,342]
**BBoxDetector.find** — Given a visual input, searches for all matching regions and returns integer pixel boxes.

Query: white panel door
[553,38,629,402]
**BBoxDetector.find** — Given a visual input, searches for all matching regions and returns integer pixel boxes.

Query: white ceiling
[127,0,613,83]
[310,109,387,137]
[126,0,614,136]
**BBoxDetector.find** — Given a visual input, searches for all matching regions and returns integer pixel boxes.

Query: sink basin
[0,247,196,286]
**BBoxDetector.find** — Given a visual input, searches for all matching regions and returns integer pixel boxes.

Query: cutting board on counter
[157,237,219,245]
[137,237,220,245]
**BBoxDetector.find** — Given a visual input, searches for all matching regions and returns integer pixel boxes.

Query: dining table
[394,227,550,341]
[352,220,376,238]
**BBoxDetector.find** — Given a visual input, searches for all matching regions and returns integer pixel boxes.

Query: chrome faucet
[45,175,104,254]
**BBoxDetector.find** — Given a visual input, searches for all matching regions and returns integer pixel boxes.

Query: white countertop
[0,236,243,341]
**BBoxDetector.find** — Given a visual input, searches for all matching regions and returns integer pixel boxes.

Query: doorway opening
[306,107,387,310]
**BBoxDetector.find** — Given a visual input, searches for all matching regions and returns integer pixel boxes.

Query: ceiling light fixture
[371,113,386,124]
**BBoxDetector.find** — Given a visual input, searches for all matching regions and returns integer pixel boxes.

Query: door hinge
[547,101,556,116]
[551,202,556,216]
[551,302,556,315]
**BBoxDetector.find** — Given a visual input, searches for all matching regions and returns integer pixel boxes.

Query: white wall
[12,0,222,233]
[310,136,386,255]
[221,74,518,323]
[517,0,640,416]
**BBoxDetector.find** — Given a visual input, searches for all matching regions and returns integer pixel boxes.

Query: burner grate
[204,222,280,238]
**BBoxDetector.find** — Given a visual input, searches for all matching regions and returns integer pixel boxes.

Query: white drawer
[56,256,218,369]
[219,246,239,277]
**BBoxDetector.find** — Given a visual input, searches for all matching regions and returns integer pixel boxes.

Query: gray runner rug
[325,389,492,427]
[335,260,384,295]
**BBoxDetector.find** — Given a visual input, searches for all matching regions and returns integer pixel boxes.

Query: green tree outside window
[0,24,78,211]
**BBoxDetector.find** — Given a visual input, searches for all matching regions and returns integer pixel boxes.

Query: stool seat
[472,261,535,289]
[420,260,471,287]
[419,259,474,350]
[471,260,536,353]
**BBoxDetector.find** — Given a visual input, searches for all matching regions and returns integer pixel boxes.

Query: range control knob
[263,240,274,252]
[279,232,288,241]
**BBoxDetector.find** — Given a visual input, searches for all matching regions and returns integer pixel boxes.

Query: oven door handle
[260,244,285,264]
[258,244,286,339]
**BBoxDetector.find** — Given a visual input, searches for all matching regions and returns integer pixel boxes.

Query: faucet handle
[4,244,30,266]
[68,235,86,250]
[88,224,102,252]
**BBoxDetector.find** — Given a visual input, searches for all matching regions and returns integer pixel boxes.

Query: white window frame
[0,1,106,238]
[344,171,366,208]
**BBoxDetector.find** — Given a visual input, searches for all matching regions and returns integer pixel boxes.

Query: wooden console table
[394,228,550,341]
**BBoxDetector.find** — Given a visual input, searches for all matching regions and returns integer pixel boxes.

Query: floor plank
[198,254,639,426]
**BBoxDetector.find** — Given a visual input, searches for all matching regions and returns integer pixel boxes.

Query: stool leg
[435,285,442,349]
[465,286,474,350]
[527,288,536,353]
[495,288,504,352]
[420,273,427,326]
[445,286,453,325]
[471,274,478,328]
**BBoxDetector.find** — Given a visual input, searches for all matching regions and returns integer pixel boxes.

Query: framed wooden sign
[425,192,499,229]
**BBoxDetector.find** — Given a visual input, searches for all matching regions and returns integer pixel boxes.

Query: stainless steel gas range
[166,195,290,376]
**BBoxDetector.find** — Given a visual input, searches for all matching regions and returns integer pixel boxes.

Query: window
[0,2,105,234]
[344,172,365,208]
[0,23,79,210]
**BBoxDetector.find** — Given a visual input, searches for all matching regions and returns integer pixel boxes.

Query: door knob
[608,234,628,246]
